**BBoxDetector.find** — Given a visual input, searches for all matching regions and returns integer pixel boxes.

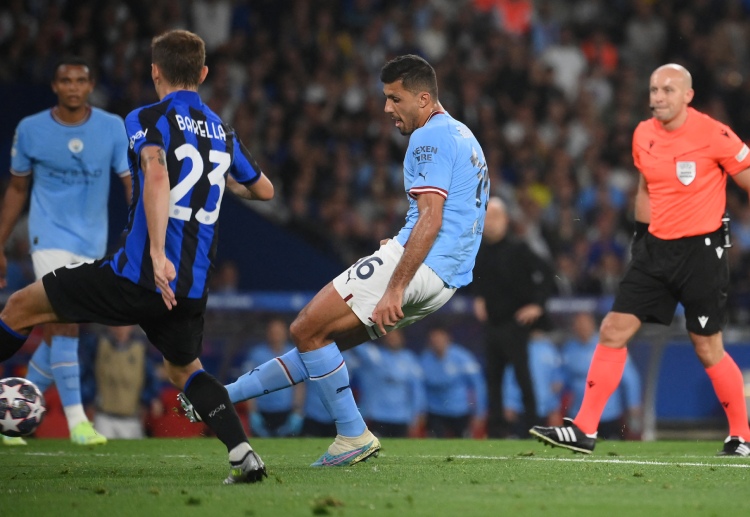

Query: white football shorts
[332,238,456,340]
[31,249,96,279]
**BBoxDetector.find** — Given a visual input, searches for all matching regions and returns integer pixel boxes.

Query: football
[0,377,46,437]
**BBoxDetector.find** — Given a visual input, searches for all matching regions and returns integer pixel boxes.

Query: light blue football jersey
[10,107,129,258]
[347,343,425,424]
[420,342,487,417]
[394,111,489,288]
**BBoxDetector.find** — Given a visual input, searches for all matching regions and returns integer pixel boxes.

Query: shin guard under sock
[300,343,366,438]
[706,353,750,440]
[26,341,53,392]
[226,348,308,403]
[184,370,247,451]
[50,336,82,407]
[573,344,627,435]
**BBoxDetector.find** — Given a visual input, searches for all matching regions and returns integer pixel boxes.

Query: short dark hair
[151,30,205,88]
[380,54,438,99]
[52,56,92,81]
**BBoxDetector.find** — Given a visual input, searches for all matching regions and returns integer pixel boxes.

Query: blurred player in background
[241,317,304,437]
[0,30,274,483]
[420,325,487,438]
[182,54,490,466]
[531,64,750,456]
[0,57,131,446]
[346,329,424,438]
[80,325,162,439]
[560,312,641,440]
[502,330,563,436]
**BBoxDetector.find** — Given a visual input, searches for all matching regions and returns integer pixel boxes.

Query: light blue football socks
[226,348,308,404]
[50,336,82,407]
[26,341,53,392]
[300,343,365,438]
[50,336,89,430]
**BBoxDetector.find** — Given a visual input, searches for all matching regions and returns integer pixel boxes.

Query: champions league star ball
[0,377,46,437]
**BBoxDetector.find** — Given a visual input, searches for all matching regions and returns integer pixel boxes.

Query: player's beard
[400,116,417,136]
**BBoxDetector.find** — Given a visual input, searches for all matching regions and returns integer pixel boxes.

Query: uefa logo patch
[68,138,84,153]
[675,161,696,186]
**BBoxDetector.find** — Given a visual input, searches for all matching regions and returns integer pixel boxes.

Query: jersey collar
[50,105,92,127]
[162,90,203,107]
[425,110,445,125]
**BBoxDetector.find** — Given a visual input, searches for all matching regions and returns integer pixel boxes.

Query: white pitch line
[12,452,189,458]
[441,454,750,469]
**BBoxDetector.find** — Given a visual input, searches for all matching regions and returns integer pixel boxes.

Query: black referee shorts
[42,258,206,366]
[612,228,728,336]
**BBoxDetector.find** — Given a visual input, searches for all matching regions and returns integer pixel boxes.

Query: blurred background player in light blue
[502,330,564,437]
[80,325,162,439]
[235,317,304,437]
[300,382,336,438]
[0,57,131,446]
[346,329,425,438]
[420,325,487,438]
[561,312,643,440]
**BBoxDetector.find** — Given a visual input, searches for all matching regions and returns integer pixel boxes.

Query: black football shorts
[612,228,728,336]
[42,258,206,365]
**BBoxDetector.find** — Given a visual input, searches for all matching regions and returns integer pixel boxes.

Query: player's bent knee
[599,313,639,348]
[289,313,326,351]
[690,333,724,367]
[165,359,203,389]
[3,284,57,331]
[288,318,305,345]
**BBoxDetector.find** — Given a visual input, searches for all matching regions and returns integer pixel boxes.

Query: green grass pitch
[1,437,748,516]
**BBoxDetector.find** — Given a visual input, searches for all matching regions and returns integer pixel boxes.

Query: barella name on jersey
[175,114,226,141]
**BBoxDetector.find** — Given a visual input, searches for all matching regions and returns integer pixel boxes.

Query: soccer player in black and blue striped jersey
[0,30,274,484]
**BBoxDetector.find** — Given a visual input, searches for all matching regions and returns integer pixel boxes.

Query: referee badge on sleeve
[676,161,696,186]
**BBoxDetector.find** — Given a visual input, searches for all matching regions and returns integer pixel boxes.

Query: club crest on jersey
[68,138,84,153]
[676,161,696,186]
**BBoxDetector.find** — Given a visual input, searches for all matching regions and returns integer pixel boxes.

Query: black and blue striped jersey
[113,90,262,299]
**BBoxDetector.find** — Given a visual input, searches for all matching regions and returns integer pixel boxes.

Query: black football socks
[183,370,248,451]
[0,319,27,362]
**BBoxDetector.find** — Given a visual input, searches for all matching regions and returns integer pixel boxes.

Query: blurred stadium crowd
[5,0,750,318]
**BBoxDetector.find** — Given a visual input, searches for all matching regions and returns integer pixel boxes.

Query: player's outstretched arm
[0,175,31,288]
[226,174,274,201]
[141,144,176,309]
[371,192,444,335]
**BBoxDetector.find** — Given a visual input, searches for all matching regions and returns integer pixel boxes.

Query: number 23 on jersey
[169,142,229,225]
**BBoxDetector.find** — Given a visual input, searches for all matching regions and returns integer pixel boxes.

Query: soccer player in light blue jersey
[185,54,490,466]
[346,330,425,438]
[420,325,487,438]
[502,332,564,435]
[0,57,131,446]
[235,318,304,437]
[560,313,642,439]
